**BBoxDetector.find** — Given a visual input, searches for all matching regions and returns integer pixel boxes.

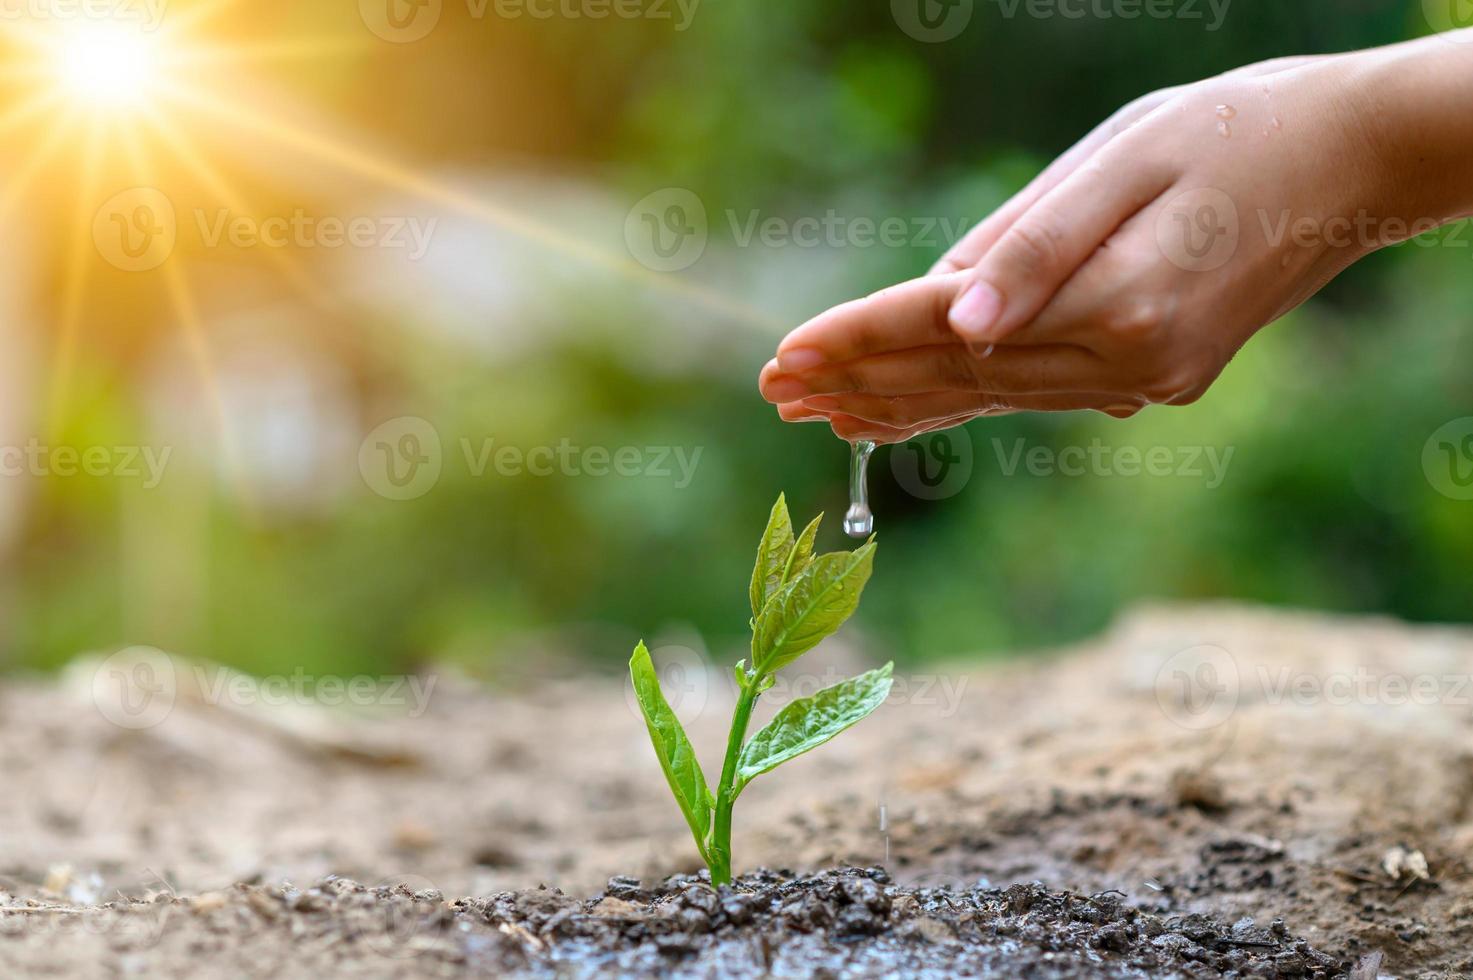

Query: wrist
[1341,34,1473,229]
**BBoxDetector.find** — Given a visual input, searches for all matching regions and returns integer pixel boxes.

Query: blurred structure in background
[0,0,1467,679]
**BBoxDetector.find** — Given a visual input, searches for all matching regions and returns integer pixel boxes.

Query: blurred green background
[1,0,1468,679]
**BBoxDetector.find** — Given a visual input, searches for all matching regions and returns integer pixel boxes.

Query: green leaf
[749,494,796,619]
[736,663,894,787]
[752,540,876,677]
[781,514,822,586]
[629,642,712,856]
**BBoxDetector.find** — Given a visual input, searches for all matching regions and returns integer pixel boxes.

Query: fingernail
[776,348,825,373]
[801,396,839,411]
[950,281,1003,341]
[764,377,811,402]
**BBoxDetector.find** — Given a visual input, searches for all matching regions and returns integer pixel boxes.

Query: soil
[2,603,1471,978]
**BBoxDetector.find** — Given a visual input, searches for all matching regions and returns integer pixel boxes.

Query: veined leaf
[749,494,796,619]
[629,642,712,856]
[781,514,822,587]
[736,664,894,787]
[752,541,875,677]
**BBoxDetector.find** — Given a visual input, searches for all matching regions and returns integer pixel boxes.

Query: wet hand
[760,49,1463,443]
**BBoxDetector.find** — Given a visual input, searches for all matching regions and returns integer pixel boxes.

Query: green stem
[709,678,759,887]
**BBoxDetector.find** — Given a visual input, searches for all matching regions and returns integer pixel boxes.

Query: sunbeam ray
[116,120,256,514]
[0,108,77,217]
[160,83,785,331]
[175,36,374,67]
[142,107,344,314]
[46,117,105,437]
[0,90,64,138]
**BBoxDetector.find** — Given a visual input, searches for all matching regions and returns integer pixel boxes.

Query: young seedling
[629,493,892,887]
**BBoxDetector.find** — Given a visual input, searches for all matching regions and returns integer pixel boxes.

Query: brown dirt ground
[2,603,1471,977]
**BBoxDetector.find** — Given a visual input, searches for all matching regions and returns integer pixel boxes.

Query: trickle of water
[1216,121,1232,139]
[843,440,876,538]
[1215,104,1237,119]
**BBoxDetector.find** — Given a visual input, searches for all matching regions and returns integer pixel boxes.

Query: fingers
[777,401,830,423]
[930,86,1179,276]
[775,273,972,374]
[761,342,1103,402]
[802,390,1135,427]
[947,142,1175,347]
[828,411,986,445]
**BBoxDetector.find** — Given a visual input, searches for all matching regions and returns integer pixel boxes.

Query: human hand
[760,44,1468,443]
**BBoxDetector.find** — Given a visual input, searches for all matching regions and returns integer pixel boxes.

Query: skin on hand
[759,39,1473,444]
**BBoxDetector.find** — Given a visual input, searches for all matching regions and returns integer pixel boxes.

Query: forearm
[1348,31,1473,226]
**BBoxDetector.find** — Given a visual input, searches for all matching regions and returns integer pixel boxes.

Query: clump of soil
[0,869,1346,978]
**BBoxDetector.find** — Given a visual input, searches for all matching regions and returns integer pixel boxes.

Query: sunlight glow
[0,0,776,440]
[52,23,161,108]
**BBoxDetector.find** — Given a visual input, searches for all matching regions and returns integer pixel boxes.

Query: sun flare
[51,21,162,109]
[0,0,770,455]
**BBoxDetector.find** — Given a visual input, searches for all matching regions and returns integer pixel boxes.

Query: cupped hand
[760,53,1396,444]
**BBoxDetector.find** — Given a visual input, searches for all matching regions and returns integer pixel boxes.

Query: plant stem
[709,679,759,887]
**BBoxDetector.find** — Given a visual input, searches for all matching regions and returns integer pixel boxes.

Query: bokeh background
[0,0,1467,682]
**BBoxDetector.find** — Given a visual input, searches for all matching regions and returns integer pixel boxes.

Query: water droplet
[1280,253,1291,268]
[1270,116,1282,130]
[1217,121,1232,139]
[1215,104,1237,119]
[843,440,876,538]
